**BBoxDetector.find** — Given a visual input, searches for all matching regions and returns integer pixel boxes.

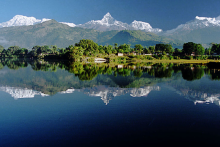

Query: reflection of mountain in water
[81,86,160,105]
[2,60,220,106]
[0,86,49,99]
[0,85,160,105]
[166,74,220,106]
[177,89,220,106]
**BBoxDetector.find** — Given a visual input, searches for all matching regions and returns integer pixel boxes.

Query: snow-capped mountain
[164,15,220,35]
[0,15,77,28]
[60,22,76,27]
[0,13,162,33]
[77,12,130,31]
[0,15,51,28]
[77,12,162,33]
[130,20,162,33]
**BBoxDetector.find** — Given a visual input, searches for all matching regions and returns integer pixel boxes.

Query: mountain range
[1,13,220,48]
[161,15,220,44]
[0,19,182,49]
[0,13,162,33]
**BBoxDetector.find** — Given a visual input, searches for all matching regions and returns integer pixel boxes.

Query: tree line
[1,40,220,60]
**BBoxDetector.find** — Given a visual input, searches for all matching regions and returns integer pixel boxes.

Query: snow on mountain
[60,22,76,27]
[0,15,51,28]
[131,20,162,33]
[164,15,220,35]
[3,13,220,35]
[76,12,162,33]
[76,12,129,31]
[0,13,162,33]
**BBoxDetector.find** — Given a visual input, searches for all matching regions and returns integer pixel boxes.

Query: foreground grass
[134,59,219,63]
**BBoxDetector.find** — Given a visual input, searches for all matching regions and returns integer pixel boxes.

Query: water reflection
[4,85,160,105]
[81,86,160,105]
[0,59,220,106]
[0,86,49,99]
[172,85,220,106]
[1,59,220,146]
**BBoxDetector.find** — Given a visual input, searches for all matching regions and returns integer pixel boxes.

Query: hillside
[0,20,183,49]
[0,20,101,49]
[105,30,183,48]
[164,26,220,44]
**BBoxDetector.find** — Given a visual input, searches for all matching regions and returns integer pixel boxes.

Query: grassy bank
[131,59,219,64]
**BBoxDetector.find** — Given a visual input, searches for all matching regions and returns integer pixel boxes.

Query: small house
[117,53,123,56]
[191,52,195,56]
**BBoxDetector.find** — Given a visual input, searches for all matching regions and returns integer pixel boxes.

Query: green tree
[194,44,205,56]
[66,45,84,61]
[155,44,173,55]
[118,44,130,53]
[114,43,118,50]
[51,45,57,54]
[182,42,196,55]
[134,44,143,55]
[211,44,220,54]
[149,46,155,54]
[75,39,99,56]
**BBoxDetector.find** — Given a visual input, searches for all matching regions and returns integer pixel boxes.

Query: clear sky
[1,0,220,31]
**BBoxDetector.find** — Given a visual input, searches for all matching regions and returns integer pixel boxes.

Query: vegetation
[0,39,220,64]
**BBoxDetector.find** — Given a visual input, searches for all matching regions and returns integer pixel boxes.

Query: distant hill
[0,20,101,49]
[105,30,183,48]
[161,16,220,46]
[0,20,183,49]
[163,26,220,45]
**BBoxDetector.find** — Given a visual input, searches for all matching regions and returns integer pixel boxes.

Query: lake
[0,60,220,146]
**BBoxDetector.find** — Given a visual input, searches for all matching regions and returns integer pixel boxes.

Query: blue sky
[1,0,220,30]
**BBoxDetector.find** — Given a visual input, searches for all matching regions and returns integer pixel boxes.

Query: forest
[0,39,220,61]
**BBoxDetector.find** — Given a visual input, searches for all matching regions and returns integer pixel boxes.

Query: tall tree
[134,44,143,55]
[182,42,196,55]
[194,44,205,56]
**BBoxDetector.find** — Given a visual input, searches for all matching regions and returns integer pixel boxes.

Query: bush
[184,56,193,60]
[174,56,180,59]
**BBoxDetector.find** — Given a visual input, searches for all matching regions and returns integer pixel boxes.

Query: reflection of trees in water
[30,60,59,72]
[2,59,220,96]
[1,59,28,70]
[181,67,204,81]
[1,59,220,81]
[206,62,220,80]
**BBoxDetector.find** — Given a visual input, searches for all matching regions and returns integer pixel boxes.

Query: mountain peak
[13,15,29,19]
[131,20,162,33]
[101,12,115,24]
[0,15,51,28]
[103,12,112,18]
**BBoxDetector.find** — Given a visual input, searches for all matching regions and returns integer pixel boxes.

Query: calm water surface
[0,61,220,146]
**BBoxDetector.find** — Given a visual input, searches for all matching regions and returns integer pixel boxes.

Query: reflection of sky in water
[1,85,220,146]
[1,64,220,145]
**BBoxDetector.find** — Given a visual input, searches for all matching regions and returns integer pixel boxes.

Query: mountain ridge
[2,13,220,47]
[0,13,162,33]
[0,19,183,49]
